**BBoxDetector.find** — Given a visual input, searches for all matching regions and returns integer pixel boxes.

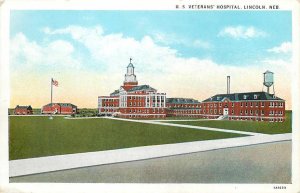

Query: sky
[10,10,292,109]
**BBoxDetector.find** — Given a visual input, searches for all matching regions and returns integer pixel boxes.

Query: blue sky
[10,10,292,108]
[11,10,291,65]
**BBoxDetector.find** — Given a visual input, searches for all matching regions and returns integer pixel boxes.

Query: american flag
[52,79,58,87]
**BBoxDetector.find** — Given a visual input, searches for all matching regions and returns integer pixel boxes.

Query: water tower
[263,70,275,94]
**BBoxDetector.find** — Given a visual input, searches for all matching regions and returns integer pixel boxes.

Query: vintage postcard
[0,0,299,192]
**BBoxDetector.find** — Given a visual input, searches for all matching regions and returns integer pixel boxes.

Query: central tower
[123,58,138,89]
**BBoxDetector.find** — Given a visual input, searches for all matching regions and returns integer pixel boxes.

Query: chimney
[227,76,230,94]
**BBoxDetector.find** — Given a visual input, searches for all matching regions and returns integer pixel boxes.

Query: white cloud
[151,31,212,49]
[192,39,212,49]
[10,32,80,70]
[219,26,267,39]
[10,26,291,109]
[267,42,292,54]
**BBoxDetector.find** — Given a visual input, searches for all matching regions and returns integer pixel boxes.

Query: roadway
[10,141,291,183]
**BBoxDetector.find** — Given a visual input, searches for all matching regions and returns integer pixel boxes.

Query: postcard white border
[1,0,299,193]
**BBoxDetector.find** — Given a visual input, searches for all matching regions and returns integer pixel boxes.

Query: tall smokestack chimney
[227,76,230,94]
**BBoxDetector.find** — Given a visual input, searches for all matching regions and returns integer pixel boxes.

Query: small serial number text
[274,186,287,189]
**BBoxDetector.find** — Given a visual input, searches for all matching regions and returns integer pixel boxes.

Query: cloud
[10,32,80,70]
[151,31,212,49]
[192,39,212,49]
[218,26,267,39]
[10,25,291,109]
[267,42,292,54]
[43,26,178,74]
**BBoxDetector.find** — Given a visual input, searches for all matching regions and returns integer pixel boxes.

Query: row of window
[203,101,284,109]
[201,109,284,116]
[102,109,117,112]
[128,96,144,101]
[173,114,201,117]
[269,102,284,107]
[269,110,284,115]
[169,104,200,108]
[102,104,118,107]
[172,109,201,114]
[128,95,165,101]
[102,99,118,102]
[125,108,165,114]
[127,114,165,118]
[129,102,144,107]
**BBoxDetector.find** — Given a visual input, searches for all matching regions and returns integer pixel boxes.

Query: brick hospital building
[98,59,167,119]
[98,59,286,122]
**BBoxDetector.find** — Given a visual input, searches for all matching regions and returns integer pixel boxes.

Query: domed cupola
[124,58,138,89]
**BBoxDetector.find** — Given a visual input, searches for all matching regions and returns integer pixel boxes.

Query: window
[240,110,243,115]
[250,102,253,107]
[243,95,247,100]
[256,102,258,107]
[241,102,243,107]
[261,102,265,107]
[245,110,248,115]
[245,102,248,107]
[250,110,253,115]
[219,103,222,107]
[232,103,234,107]
[254,94,258,99]
[261,110,264,115]
[231,110,234,114]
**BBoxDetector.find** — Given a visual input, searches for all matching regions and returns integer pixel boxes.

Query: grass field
[165,111,292,134]
[9,116,245,160]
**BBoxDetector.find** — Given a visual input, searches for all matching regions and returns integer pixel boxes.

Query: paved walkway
[65,116,265,136]
[104,117,265,136]
[10,141,291,183]
[9,133,291,177]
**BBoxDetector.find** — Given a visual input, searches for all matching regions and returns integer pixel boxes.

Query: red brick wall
[201,100,285,122]
[42,104,76,115]
[14,108,33,115]
[127,96,146,107]
[166,103,201,117]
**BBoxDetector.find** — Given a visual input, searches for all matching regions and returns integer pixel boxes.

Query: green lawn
[9,116,246,160]
[165,111,292,134]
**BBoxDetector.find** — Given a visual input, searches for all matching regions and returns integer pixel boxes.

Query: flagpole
[50,78,53,119]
